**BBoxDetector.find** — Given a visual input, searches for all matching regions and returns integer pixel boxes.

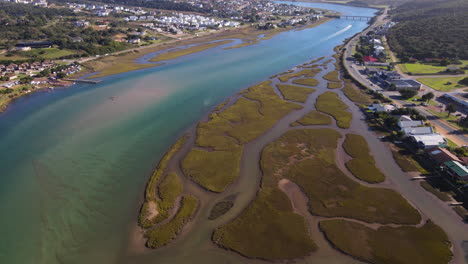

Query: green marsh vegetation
[215,129,422,259]
[139,136,187,229]
[323,70,340,82]
[292,110,332,126]
[276,84,315,103]
[292,78,319,87]
[320,219,453,264]
[342,134,386,183]
[278,68,321,82]
[342,79,372,104]
[150,40,233,62]
[182,81,302,192]
[327,82,342,89]
[213,187,317,260]
[145,195,199,249]
[315,92,352,129]
[260,129,421,225]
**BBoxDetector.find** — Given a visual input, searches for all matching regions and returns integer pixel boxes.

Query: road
[342,9,468,146]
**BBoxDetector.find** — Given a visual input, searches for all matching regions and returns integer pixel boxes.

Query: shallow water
[0,3,377,264]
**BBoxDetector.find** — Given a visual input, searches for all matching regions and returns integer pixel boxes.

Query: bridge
[327,15,373,21]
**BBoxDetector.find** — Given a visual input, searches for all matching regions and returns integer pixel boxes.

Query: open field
[292,110,332,126]
[343,134,385,183]
[183,81,302,192]
[261,129,421,224]
[315,91,352,129]
[292,78,319,87]
[213,187,316,260]
[418,76,467,92]
[276,84,315,103]
[400,61,468,74]
[22,48,77,59]
[145,195,199,249]
[400,63,448,74]
[150,40,233,62]
[322,70,340,82]
[139,136,186,228]
[320,219,453,264]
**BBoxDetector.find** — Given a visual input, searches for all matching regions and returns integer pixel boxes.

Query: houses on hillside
[0,61,55,76]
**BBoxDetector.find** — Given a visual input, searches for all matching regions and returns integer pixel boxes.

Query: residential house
[426,147,462,164]
[443,161,468,181]
[368,103,395,112]
[410,133,447,149]
[402,126,434,136]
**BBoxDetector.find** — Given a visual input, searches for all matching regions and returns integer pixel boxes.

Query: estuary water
[0,3,376,264]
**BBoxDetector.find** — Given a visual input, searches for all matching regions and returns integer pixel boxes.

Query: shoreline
[0,17,335,115]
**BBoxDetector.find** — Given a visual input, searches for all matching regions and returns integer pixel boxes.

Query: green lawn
[400,63,447,74]
[418,76,467,91]
[21,48,77,59]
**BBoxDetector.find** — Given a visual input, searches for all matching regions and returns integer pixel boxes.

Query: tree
[399,89,417,99]
[446,103,456,116]
[353,52,363,63]
[19,76,33,84]
[56,72,66,78]
[459,116,468,129]
[459,77,468,86]
[421,92,434,102]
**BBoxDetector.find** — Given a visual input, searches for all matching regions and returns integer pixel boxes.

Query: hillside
[387,0,468,60]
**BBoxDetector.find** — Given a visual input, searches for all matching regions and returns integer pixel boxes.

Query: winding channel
[2,2,465,264]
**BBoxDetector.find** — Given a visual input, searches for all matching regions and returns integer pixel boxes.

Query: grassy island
[278,68,321,82]
[139,136,186,229]
[320,219,453,264]
[182,81,302,192]
[276,84,315,103]
[343,134,386,183]
[215,128,422,260]
[292,110,332,126]
[292,78,319,87]
[146,195,199,249]
[213,187,316,260]
[323,70,340,82]
[327,82,342,89]
[315,92,352,129]
[150,40,233,62]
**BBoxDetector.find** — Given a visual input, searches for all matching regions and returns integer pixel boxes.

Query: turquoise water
[0,3,376,264]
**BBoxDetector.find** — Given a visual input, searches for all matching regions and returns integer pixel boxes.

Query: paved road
[342,10,468,146]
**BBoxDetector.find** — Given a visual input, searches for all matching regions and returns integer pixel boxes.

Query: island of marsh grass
[213,187,317,260]
[292,78,319,87]
[315,91,352,129]
[154,172,183,222]
[276,84,315,103]
[182,147,242,193]
[278,68,321,82]
[342,80,372,104]
[145,195,199,249]
[150,40,233,62]
[342,134,385,183]
[327,82,342,89]
[139,136,186,228]
[183,81,302,192]
[292,110,332,126]
[209,200,234,220]
[261,129,421,224]
[323,70,340,82]
[320,219,453,264]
